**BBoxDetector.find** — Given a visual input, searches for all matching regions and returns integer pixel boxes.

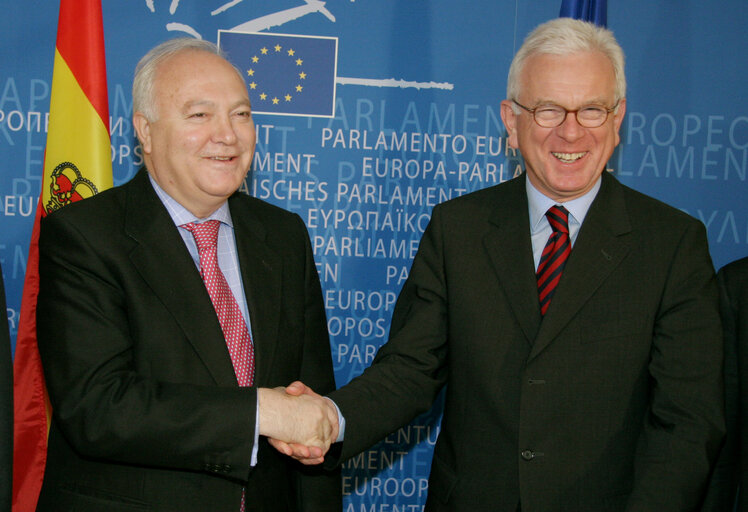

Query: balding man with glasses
[274,17,724,512]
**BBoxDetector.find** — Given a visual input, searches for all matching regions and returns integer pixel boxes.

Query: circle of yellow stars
[246,44,306,105]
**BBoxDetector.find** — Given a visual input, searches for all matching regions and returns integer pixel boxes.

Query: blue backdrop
[2,1,747,510]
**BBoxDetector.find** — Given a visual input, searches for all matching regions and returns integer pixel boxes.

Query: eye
[534,105,564,120]
[578,106,607,120]
[537,105,562,113]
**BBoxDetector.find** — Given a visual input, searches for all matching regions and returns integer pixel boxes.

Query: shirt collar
[526,174,601,233]
[148,174,233,228]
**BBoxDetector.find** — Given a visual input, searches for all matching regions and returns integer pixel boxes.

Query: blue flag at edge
[559,0,607,27]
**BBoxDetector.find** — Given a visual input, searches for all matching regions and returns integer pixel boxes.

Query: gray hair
[132,38,241,120]
[507,18,626,109]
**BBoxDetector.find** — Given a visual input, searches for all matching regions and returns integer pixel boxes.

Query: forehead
[520,50,616,103]
[153,50,249,106]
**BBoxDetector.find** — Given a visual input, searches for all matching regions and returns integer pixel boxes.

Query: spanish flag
[12,0,112,510]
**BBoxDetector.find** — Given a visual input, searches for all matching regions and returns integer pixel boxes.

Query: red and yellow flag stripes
[12,1,112,510]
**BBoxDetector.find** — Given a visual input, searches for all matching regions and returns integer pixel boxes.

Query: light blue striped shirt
[527,176,601,270]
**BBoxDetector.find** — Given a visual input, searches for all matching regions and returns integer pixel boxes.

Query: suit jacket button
[521,450,535,461]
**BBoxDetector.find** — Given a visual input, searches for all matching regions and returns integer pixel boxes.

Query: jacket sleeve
[699,261,745,511]
[327,205,450,463]
[627,219,725,511]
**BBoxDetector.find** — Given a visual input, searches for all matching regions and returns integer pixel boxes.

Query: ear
[500,100,519,149]
[612,98,626,146]
[132,112,153,155]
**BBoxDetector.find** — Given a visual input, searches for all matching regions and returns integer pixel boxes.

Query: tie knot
[182,220,221,252]
[546,205,569,234]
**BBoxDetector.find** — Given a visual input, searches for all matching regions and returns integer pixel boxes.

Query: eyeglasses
[512,100,619,128]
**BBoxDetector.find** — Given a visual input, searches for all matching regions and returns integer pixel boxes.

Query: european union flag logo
[218,31,338,117]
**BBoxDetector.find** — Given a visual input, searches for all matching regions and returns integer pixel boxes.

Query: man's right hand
[258,384,338,461]
[265,381,339,465]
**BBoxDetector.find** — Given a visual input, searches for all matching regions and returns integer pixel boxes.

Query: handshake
[258,381,338,465]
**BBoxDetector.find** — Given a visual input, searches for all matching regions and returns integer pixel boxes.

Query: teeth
[211,156,232,161]
[552,152,586,163]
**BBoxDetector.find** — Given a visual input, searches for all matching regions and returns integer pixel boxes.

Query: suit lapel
[483,176,543,345]
[228,195,282,386]
[123,171,238,386]
[529,172,632,361]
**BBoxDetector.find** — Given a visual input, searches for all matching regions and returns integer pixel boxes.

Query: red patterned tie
[182,220,255,387]
[537,205,571,316]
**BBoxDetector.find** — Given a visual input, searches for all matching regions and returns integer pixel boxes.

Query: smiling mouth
[552,151,587,163]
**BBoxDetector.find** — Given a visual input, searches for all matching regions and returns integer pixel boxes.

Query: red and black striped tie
[537,205,571,316]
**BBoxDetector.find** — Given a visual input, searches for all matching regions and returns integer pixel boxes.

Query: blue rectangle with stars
[218,30,338,118]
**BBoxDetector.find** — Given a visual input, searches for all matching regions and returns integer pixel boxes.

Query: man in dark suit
[701,256,748,511]
[34,38,340,511]
[0,266,12,512]
[275,18,724,511]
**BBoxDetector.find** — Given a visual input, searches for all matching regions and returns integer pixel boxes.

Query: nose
[212,114,238,144]
[555,111,586,142]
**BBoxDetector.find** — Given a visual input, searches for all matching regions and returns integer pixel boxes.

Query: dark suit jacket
[35,170,341,512]
[701,256,748,511]
[329,172,724,512]
[0,266,12,512]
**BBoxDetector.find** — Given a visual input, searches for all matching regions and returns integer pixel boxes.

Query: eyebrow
[231,99,252,110]
[532,97,613,107]
[181,99,252,112]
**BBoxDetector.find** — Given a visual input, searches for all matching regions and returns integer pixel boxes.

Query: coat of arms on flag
[218,31,338,118]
